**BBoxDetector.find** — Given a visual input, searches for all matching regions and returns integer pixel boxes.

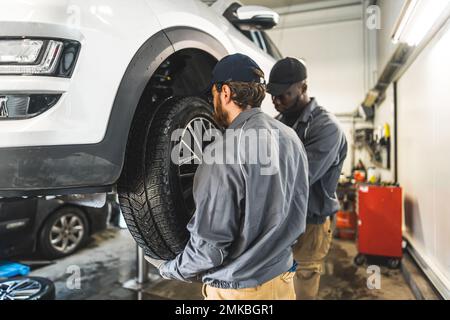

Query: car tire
[39,206,89,259]
[0,277,55,300]
[118,97,217,259]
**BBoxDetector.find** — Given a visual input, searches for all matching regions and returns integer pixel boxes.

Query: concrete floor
[29,228,416,300]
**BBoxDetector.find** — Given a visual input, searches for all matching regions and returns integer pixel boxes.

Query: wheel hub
[49,213,85,254]
[0,279,42,300]
[176,116,218,217]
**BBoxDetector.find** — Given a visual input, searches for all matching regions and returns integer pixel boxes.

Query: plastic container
[0,261,30,278]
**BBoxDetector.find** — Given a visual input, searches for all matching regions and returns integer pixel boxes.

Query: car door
[0,198,38,257]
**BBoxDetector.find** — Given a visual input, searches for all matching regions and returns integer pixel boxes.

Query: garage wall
[359,0,450,296]
[353,0,403,181]
[268,4,364,114]
[373,84,395,182]
[366,0,402,183]
[267,1,366,175]
[357,84,396,182]
[330,0,450,298]
[397,19,450,297]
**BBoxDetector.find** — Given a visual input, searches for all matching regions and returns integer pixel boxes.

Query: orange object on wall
[353,171,366,182]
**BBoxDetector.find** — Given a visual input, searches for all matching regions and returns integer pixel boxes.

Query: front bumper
[0,143,119,197]
[0,8,130,196]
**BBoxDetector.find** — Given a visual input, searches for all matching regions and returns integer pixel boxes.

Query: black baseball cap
[208,53,265,91]
[267,57,307,96]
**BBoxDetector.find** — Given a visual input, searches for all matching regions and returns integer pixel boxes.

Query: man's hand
[144,255,167,269]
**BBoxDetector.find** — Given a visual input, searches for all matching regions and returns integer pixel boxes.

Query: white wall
[269,20,364,115]
[397,19,450,296]
[267,2,366,175]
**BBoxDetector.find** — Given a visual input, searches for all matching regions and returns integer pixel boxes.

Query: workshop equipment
[335,183,357,240]
[0,261,30,278]
[354,185,403,268]
[335,210,357,240]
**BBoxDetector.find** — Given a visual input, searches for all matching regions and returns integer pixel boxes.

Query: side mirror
[233,5,279,30]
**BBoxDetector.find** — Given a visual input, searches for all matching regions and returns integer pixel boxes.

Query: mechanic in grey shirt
[267,57,348,299]
[145,54,309,300]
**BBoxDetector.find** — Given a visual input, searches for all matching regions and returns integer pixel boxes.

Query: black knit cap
[267,57,307,96]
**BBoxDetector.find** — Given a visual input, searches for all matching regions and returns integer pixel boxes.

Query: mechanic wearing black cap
[145,53,309,300]
[267,57,348,300]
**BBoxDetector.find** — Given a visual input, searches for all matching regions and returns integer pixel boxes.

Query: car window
[255,31,267,53]
[260,31,283,60]
[242,30,262,50]
[241,30,283,61]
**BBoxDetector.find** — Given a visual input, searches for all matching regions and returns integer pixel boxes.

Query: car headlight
[0,39,44,64]
[0,38,80,77]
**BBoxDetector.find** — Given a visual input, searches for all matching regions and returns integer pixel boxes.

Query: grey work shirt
[277,98,348,224]
[160,108,309,289]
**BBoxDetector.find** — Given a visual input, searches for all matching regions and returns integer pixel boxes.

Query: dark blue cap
[209,53,265,91]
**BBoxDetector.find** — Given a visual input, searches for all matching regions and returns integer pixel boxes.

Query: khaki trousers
[293,218,332,300]
[202,272,296,300]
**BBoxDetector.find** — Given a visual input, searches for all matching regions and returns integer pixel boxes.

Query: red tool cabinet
[355,185,403,268]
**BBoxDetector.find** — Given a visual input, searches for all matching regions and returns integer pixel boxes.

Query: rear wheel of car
[0,277,55,300]
[39,206,89,259]
[118,97,218,259]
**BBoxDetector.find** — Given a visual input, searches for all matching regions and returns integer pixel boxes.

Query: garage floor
[29,228,416,300]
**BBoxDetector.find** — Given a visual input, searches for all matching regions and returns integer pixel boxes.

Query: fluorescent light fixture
[392,0,450,46]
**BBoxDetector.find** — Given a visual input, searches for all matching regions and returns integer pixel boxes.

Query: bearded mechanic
[145,53,309,300]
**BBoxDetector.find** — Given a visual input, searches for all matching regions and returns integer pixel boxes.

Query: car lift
[122,246,150,299]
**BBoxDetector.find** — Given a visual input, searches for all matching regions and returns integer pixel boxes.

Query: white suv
[0,0,282,258]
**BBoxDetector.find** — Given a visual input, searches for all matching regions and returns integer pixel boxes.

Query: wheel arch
[107,27,228,184]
